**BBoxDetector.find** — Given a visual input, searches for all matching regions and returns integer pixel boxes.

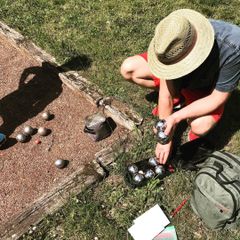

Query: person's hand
[164,115,177,136]
[153,115,177,140]
[155,141,172,164]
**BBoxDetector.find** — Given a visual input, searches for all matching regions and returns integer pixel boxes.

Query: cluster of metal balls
[16,111,52,143]
[155,119,170,145]
[128,157,165,183]
[15,111,68,169]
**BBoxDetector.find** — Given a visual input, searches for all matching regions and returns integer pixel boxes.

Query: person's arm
[158,79,174,118]
[155,79,176,164]
[164,89,231,135]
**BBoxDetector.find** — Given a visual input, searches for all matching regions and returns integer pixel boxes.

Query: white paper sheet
[128,204,170,240]
[134,204,170,227]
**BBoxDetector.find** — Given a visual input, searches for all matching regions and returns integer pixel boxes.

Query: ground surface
[0,32,126,235]
[2,1,240,239]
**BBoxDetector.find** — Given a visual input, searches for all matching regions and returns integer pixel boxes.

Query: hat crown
[154,14,195,64]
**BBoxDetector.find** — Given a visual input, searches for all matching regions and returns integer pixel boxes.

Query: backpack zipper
[203,157,240,187]
[199,166,240,193]
[209,154,233,168]
[220,151,240,166]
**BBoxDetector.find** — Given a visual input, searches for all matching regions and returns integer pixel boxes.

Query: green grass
[1,0,240,239]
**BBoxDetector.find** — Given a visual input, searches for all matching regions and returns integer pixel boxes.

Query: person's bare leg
[189,115,217,138]
[120,55,157,88]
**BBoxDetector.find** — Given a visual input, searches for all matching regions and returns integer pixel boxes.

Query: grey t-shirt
[178,19,240,92]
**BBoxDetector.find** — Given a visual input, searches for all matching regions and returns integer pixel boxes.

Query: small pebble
[11,234,17,239]
[35,139,41,144]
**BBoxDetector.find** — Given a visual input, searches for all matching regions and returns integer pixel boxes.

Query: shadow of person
[0,55,92,149]
[206,89,240,150]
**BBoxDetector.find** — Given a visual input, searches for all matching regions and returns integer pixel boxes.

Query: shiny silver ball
[16,133,27,143]
[55,159,68,169]
[23,125,34,136]
[41,111,51,121]
[158,131,167,139]
[128,164,138,174]
[155,165,165,175]
[144,169,155,179]
[148,157,158,167]
[133,173,144,183]
[156,120,166,130]
[38,127,48,136]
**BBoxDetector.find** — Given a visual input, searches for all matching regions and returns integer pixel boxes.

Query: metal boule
[133,173,144,183]
[41,111,51,121]
[37,127,49,136]
[144,169,155,179]
[128,164,138,174]
[23,125,34,136]
[55,159,68,169]
[157,131,169,144]
[155,165,165,175]
[158,131,167,139]
[156,120,166,130]
[148,157,158,167]
[16,133,27,143]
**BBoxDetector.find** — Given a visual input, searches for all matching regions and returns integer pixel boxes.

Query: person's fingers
[159,152,165,164]
[164,124,172,136]
[153,126,157,134]
[162,151,169,165]
[155,149,160,162]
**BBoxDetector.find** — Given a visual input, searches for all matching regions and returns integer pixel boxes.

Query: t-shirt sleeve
[215,53,240,92]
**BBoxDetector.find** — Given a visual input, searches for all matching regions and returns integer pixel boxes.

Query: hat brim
[148,9,214,80]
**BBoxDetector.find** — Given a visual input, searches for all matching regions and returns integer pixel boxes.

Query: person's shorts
[139,52,161,87]
[139,52,224,122]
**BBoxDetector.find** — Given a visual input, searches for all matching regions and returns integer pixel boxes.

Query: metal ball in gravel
[16,133,27,143]
[37,127,49,136]
[41,111,51,121]
[128,164,138,174]
[144,169,155,179]
[55,159,68,169]
[155,165,165,175]
[133,173,144,183]
[23,125,34,136]
[148,157,158,167]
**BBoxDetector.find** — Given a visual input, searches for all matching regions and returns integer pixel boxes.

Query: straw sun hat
[148,9,214,80]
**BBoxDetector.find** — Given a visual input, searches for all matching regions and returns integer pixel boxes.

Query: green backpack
[191,151,240,230]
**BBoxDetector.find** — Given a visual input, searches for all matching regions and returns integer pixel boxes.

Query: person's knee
[120,57,136,81]
[190,117,216,136]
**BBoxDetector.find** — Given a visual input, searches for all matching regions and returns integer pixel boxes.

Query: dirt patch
[0,33,127,236]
